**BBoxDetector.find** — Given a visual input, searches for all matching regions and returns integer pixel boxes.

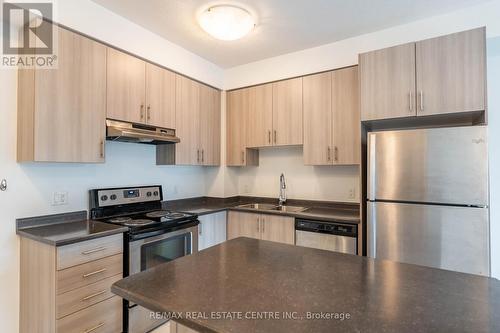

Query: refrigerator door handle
[367,201,376,258]
[368,133,377,200]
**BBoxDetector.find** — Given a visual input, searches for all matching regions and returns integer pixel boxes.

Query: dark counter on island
[112,237,500,333]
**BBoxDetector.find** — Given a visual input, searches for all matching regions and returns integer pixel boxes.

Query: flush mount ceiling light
[197,5,255,41]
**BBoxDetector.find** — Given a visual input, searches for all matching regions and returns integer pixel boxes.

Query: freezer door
[368,126,488,206]
[367,201,489,276]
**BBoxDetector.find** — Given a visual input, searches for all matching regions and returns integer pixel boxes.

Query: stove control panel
[96,186,162,207]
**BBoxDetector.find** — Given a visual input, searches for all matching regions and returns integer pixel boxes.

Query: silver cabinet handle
[268,130,271,144]
[100,140,104,158]
[202,149,205,163]
[273,130,277,144]
[140,104,145,120]
[147,105,151,120]
[199,223,202,235]
[0,179,6,191]
[83,322,105,333]
[197,149,200,164]
[81,247,106,255]
[81,289,107,301]
[409,91,413,112]
[327,147,331,161]
[419,91,424,111]
[261,217,265,233]
[334,146,339,162]
[241,151,245,164]
[257,217,260,232]
[83,268,107,278]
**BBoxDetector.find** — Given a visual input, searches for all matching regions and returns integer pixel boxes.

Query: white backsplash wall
[233,147,359,202]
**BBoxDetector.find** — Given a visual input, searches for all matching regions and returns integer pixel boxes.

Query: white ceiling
[91,0,491,68]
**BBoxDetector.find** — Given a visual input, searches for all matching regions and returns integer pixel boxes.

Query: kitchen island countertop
[112,237,500,333]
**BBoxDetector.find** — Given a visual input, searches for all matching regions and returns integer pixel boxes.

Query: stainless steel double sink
[236,203,308,213]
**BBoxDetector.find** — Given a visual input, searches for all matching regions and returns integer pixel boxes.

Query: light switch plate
[52,191,68,206]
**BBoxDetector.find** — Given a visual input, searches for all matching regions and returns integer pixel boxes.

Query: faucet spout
[279,173,287,206]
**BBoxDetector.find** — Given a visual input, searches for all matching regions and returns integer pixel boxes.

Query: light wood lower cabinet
[20,234,123,333]
[227,211,295,245]
[198,212,227,250]
[17,25,107,163]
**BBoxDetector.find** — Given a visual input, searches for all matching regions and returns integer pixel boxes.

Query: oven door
[127,225,198,333]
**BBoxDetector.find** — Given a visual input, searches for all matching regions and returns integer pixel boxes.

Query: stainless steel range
[89,185,199,333]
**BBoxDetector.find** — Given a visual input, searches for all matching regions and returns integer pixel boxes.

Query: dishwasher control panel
[295,219,357,237]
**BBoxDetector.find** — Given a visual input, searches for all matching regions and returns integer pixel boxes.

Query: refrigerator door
[367,201,490,276]
[368,126,488,206]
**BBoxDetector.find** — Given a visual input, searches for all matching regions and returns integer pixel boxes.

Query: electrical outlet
[52,191,68,206]
[348,188,355,199]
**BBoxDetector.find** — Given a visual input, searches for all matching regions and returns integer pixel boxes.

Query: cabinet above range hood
[106,119,180,145]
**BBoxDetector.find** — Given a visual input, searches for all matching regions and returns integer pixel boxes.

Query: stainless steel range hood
[106,119,180,145]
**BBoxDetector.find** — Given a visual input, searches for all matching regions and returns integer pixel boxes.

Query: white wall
[224,0,500,89]
[234,147,359,202]
[487,36,500,279]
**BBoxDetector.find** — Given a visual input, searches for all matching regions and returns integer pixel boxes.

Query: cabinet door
[416,28,486,116]
[272,78,303,146]
[226,89,246,166]
[200,85,221,166]
[34,27,106,162]
[260,215,295,245]
[360,43,416,121]
[303,72,332,165]
[227,211,260,240]
[175,75,200,165]
[332,66,360,165]
[106,48,146,124]
[247,84,273,148]
[198,212,227,250]
[145,63,176,128]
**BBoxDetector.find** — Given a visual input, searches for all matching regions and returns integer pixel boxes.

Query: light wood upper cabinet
[303,72,332,165]
[272,78,303,146]
[247,84,273,148]
[106,48,146,124]
[226,89,259,166]
[260,214,295,245]
[227,211,261,240]
[199,84,221,166]
[332,67,360,165]
[227,211,295,245]
[18,26,106,163]
[175,75,200,165]
[359,43,416,121]
[145,63,176,128]
[416,27,486,116]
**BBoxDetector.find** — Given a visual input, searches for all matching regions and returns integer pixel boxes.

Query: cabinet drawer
[57,254,122,295]
[57,234,123,270]
[57,274,121,319]
[57,296,122,333]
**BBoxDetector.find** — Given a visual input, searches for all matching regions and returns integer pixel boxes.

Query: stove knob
[146,192,152,197]
[153,191,159,196]
[100,195,108,202]
[110,194,117,200]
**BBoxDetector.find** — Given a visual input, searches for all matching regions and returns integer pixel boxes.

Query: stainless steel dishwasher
[295,219,357,255]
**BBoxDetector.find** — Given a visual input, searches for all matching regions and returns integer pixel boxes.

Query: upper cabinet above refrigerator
[360,27,487,122]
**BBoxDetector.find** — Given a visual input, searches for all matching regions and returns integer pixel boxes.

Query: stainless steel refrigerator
[367,126,490,276]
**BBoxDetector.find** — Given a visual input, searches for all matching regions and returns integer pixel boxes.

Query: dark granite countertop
[112,238,500,333]
[163,196,360,224]
[16,211,128,246]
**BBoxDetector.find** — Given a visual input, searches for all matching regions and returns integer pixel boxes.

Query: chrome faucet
[279,173,287,206]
